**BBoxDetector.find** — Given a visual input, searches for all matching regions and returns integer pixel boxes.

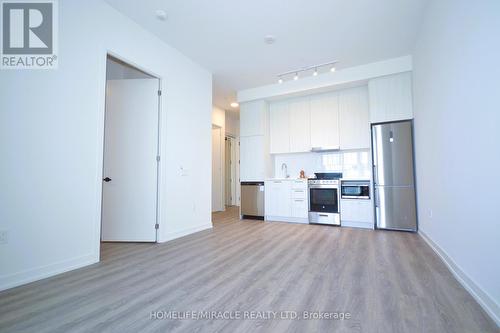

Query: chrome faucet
[281,163,289,178]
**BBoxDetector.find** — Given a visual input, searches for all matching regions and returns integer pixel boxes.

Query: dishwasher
[240,182,265,220]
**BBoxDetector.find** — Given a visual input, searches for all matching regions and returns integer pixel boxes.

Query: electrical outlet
[428,209,433,219]
[0,230,8,244]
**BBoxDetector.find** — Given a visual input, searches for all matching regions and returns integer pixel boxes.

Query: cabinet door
[240,135,265,181]
[340,200,373,223]
[339,87,370,149]
[240,100,267,136]
[288,98,311,152]
[291,198,308,218]
[310,93,340,150]
[265,180,291,216]
[264,180,277,216]
[269,101,290,154]
[368,72,413,123]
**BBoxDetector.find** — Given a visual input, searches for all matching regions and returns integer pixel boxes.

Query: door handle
[103,177,112,182]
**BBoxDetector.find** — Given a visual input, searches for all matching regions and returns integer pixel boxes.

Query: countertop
[265,178,308,181]
[266,177,371,182]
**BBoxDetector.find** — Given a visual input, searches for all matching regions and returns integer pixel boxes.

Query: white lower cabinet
[291,198,308,218]
[265,179,308,223]
[265,180,291,217]
[340,199,374,229]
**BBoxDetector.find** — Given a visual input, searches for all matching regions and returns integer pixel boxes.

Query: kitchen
[239,70,416,232]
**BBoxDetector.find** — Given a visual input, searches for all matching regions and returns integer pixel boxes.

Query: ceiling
[104,0,428,111]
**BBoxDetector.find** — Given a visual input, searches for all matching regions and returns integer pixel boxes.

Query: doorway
[101,55,160,242]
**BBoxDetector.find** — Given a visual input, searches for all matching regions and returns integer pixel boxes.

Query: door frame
[96,50,163,260]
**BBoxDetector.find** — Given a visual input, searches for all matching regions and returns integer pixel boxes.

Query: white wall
[212,106,226,129]
[273,150,371,180]
[413,0,500,323]
[212,107,226,211]
[0,0,212,290]
[237,56,412,103]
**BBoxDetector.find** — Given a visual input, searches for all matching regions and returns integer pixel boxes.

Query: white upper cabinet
[368,72,413,123]
[339,86,370,149]
[310,93,340,150]
[240,100,267,137]
[267,84,382,154]
[269,101,290,154]
[288,98,311,153]
[240,135,266,181]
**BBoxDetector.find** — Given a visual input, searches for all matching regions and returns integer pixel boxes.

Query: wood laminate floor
[0,207,497,333]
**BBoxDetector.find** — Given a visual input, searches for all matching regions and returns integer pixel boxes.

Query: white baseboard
[160,223,213,242]
[419,230,500,327]
[0,253,98,292]
[265,216,309,224]
[340,220,374,229]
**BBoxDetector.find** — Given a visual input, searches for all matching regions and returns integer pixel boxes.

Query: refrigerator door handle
[374,187,379,207]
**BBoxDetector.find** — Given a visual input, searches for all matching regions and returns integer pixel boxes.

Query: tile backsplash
[273,149,371,179]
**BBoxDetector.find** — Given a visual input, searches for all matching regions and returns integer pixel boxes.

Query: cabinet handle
[294,199,304,202]
[273,181,282,183]
[294,190,304,192]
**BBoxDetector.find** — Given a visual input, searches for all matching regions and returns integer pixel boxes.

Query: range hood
[310,146,340,153]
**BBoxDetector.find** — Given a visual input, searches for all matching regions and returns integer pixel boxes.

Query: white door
[212,127,223,211]
[102,79,159,242]
[235,138,241,205]
[225,138,232,206]
[229,137,237,206]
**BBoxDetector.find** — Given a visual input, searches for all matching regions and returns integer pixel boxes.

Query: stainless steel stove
[308,173,342,226]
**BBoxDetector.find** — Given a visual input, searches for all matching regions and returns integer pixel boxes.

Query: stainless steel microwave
[341,180,370,199]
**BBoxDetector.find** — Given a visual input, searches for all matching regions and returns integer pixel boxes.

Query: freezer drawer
[241,182,265,218]
[375,186,417,231]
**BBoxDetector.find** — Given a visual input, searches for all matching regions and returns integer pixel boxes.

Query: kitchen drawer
[340,199,373,223]
[291,180,307,190]
[291,198,308,218]
[291,188,307,199]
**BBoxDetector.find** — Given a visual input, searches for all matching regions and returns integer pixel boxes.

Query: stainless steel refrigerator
[371,120,417,231]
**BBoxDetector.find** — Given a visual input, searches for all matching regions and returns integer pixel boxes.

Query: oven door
[309,186,339,213]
